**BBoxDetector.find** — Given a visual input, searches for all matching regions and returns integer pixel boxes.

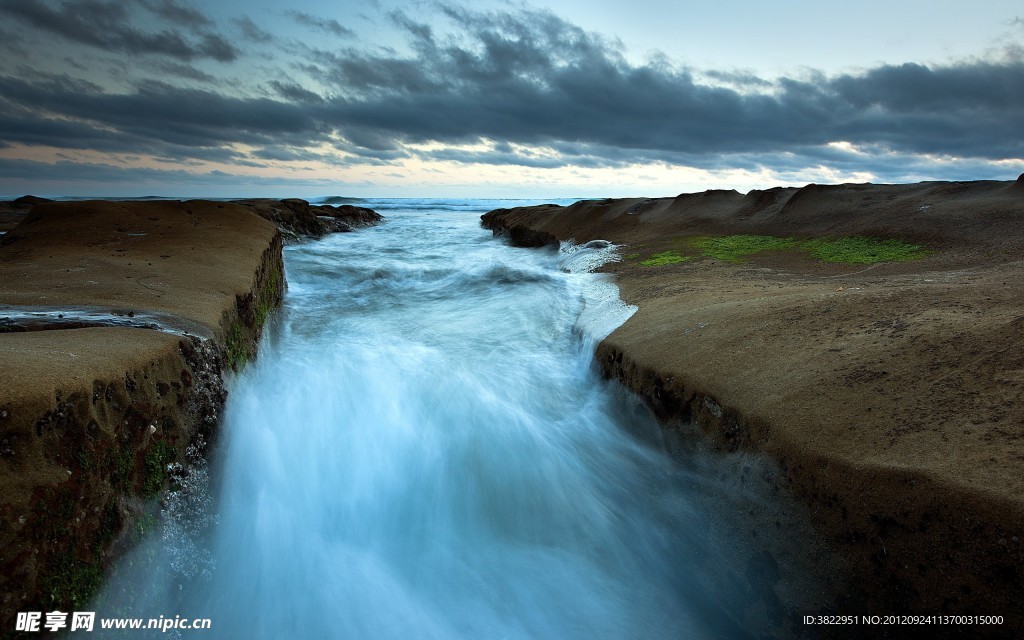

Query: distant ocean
[29,196,588,210]
[312,196,583,213]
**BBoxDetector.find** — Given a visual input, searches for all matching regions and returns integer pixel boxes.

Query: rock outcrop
[0,196,49,234]
[0,200,284,627]
[481,178,1024,633]
[11,196,53,207]
[234,198,382,240]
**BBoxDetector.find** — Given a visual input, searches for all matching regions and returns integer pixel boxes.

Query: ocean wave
[557,240,637,341]
[558,239,622,273]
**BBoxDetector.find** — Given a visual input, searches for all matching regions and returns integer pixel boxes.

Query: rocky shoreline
[233,198,382,241]
[483,178,1024,636]
[0,198,379,630]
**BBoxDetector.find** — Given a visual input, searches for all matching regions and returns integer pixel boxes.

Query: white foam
[557,239,620,274]
[558,240,638,341]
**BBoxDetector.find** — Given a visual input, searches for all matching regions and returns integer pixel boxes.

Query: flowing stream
[97,199,827,639]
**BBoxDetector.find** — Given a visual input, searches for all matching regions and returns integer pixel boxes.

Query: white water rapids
[95,200,828,639]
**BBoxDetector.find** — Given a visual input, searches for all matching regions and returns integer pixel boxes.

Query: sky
[0,0,1022,198]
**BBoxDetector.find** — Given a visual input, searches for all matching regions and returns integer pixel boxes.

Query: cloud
[287,10,354,37]
[141,0,212,28]
[268,81,323,104]
[299,6,1023,164]
[0,27,26,56]
[247,146,344,164]
[148,61,216,83]
[0,157,343,193]
[0,3,1020,186]
[0,0,238,61]
[417,145,607,170]
[700,68,774,90]
[234,16,274,43]
[0,157,203,183]
[0,74,321,150]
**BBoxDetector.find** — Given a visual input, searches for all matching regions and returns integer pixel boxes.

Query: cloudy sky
[0,0,1021,198]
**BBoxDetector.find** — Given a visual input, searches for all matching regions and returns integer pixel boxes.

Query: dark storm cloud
[0,0,238,61]
[420,146,611,170]
[141,0,212,28]
[234,16,274,43]
[825,62,1024,155]
[0,3,1021,181]
[0,75,321,149]
[248,146,347,165]
[287,10,354,37]
[0,157,195,182]
[700,69,774,89]
[249,146,313,162]
[305,6,1024,162]
[0,28,27,56]
[0,157,336,188]
[268,81,323,104]
[148,61,217,83]
[0,106,265,169]
[0,110,138,152]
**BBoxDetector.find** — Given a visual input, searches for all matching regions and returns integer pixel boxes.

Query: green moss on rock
[689,235,799,261]
[142,440,177,496]
[801,236,930,263]
[640,250,690,266]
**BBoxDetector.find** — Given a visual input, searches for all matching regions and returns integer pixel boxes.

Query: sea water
[95,199,827,639]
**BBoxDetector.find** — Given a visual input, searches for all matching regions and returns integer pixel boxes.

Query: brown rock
[0,199,284,620]
[11,195,53,206]
[233,198,382,239]
[482,177,1024,628]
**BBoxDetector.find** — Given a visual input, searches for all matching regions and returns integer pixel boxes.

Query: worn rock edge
[0,201,299,631]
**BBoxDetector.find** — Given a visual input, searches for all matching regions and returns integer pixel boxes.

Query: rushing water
[97,199,827,639]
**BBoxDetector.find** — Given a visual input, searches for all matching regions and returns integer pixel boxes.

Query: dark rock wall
[0,333,225,624]
[596,341,1024,634]
[0,234,285,630]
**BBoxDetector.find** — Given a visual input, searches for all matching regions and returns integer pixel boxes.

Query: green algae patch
[226,320,248,371]
[255,260,283,327]
[143,439,177,496]
[41,552,104,612]
[640,250,690,266]
[677,234,932,265]
[689,235,799,261]
[800,237,930,264]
